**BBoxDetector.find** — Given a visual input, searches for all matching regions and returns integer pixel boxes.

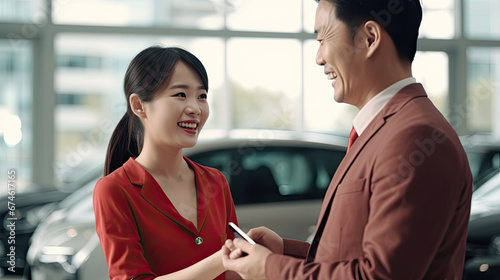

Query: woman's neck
[135,144,188,178]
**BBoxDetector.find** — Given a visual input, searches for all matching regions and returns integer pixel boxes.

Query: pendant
[195,236,203,245]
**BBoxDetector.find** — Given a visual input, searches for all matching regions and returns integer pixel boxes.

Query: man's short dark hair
[315,0,422,62]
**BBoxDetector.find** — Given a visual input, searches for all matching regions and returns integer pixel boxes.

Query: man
[221,0,473,279]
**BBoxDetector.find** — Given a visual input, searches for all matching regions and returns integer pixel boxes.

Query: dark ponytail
[104,113,142,175]
[103,45,209,175]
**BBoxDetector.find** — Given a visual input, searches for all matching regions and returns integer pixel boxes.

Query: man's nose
[316,49,326,66]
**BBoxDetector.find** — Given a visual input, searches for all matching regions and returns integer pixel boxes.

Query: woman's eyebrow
[169,84,205,90]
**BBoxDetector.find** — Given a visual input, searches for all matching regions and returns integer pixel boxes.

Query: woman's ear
[129,93,146,119]
[362,20,382,58]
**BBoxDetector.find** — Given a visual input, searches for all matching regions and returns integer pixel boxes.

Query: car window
[464,145,500,189]
[187,149,234,183]
[241,151,312,196]
[189,146,345,205]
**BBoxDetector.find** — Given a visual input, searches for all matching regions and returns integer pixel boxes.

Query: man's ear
[129,93,146,118]
[362,20,382,58]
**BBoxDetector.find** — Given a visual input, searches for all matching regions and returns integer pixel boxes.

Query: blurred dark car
[0,159,103,277]
[0,189,67,277]
[464,171,500,280]
[461,134,500,190]
[25,130,348,279]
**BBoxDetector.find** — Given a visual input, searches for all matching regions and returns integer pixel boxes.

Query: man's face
[314,1,365,106]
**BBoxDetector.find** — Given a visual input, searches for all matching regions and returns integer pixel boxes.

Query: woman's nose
[185,99,201,115]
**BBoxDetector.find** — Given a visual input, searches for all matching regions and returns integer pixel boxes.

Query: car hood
[0,189,69,208]
[468,201,500,244]
[26,206,96,265]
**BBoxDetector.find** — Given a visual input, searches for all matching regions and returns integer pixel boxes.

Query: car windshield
[472,171,500,202]
[58,178,97,210]
[56,156,104,192]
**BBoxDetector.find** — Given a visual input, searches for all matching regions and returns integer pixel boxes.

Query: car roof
[461,133,500,152]
[183,129,348,156]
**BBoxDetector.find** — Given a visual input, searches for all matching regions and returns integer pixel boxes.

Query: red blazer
[266,84,473,279]
[93,157,237,280]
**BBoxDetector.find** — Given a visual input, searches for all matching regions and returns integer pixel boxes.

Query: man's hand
[222,238,272,280]
[246,226,284,254]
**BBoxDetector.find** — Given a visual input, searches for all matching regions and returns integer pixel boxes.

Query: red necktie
[347,126,358,153]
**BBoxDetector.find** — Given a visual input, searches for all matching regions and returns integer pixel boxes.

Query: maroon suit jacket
[266,84,473,279]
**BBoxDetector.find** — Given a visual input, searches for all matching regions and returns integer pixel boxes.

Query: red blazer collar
[122,157,206,187]
[122,157,209,234]
[122,157,146,188]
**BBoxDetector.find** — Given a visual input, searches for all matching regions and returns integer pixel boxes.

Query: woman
[93,46,238,280]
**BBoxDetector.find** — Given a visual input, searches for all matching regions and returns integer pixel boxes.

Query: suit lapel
[316,117,386,223]
[315,83,428,232]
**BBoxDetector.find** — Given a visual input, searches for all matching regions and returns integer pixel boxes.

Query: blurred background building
[0,0,499,192]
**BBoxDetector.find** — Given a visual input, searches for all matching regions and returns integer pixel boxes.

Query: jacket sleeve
[283,239,310,258]
[93,177,156,280]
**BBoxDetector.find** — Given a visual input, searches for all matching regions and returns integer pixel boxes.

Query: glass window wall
[0,39,32,194]
[227,38,302,130]
[226,0,302,32]
[467,47,500,135]
[54,34,225,181]
[465,0,500,40]
[52,0,224,29]
[0,0,46,23]
[419,0,455,39]
[413,51,449,116]
[1,0,500,188]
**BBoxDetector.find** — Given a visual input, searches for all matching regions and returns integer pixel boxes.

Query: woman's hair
[104,45,209,175]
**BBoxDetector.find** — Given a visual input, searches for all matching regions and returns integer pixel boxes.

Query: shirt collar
[353,77,416,136]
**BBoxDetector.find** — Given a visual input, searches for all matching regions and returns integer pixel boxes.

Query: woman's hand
[222,239,271,280]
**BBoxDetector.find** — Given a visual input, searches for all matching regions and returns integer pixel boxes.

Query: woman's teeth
[328,72,337,80]
[178,122,198,129]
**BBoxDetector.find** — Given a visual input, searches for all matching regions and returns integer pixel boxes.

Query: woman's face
[141,61,209,150]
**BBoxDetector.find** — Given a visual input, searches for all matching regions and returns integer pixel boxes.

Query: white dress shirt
[353,77,417,137]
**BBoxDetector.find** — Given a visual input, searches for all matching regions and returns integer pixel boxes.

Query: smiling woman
[93,45,239,280]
